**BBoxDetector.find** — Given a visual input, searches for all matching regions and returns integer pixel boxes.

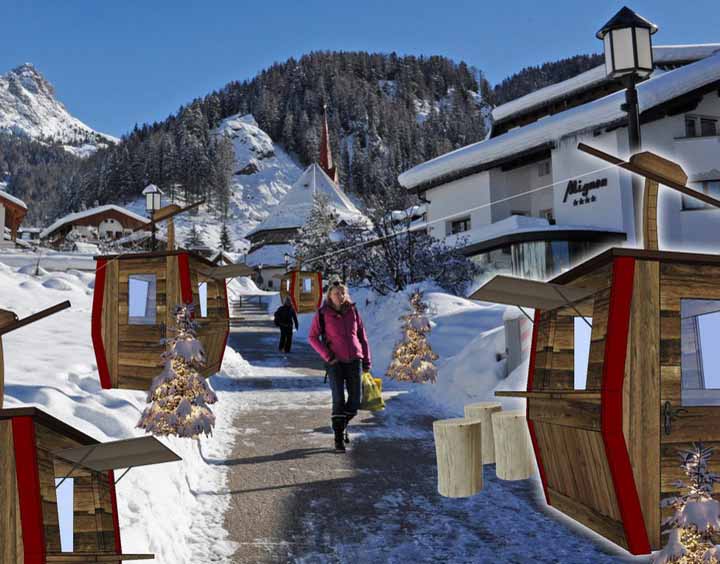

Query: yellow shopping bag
[361,371,385,411]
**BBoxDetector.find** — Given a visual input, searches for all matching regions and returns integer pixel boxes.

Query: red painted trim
[218,279,230,371]
[316,272,323,309]
[12,416,46,564]
[525,310,551,505]
[289,272,298,312]
[601,256,650,555]
[108,470,122,554]
[178,253,193,305]
[92,259,112,389]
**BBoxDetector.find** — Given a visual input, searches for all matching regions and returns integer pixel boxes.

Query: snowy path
[217,307,646,564]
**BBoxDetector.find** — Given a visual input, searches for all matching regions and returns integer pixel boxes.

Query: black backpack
[274,305,291,327]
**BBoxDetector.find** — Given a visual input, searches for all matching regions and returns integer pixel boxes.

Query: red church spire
[320,103,339,185]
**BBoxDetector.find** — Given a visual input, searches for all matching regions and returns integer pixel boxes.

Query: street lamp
[284,252,290,271]
[597,6,657,244]
[142,184,163,250]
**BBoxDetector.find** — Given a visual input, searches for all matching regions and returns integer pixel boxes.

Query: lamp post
[284,252,290,272]
[597,6,657,244]
[143,184,163,251]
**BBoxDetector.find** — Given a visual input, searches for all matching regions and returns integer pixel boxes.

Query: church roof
[247,163,364,237]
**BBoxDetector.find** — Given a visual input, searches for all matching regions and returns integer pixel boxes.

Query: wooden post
[0,309,18,410]
[464,402,502,464]
[628,152,688,251]
[492,410,535,480]
[166,216,175,250]
[433,417,483,497]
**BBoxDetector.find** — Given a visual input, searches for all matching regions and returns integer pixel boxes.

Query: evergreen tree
[137,304,217,438]
[293,193,343,275]
[387,290,439,383]
[219,222,233,251]
[654,443,720,563]
[185,223,204,248]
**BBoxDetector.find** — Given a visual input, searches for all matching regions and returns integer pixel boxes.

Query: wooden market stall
[471,146,720,555]
[279,268,323,314]
[0,406,180,563]
[92,250,252,390]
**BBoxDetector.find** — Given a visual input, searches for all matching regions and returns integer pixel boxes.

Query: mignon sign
[563,177,608,206]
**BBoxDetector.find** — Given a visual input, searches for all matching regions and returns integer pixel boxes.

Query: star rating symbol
[573,196,598,206]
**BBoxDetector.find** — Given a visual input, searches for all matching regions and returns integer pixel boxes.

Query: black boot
[343,417,350,444]
[332,417,346,452]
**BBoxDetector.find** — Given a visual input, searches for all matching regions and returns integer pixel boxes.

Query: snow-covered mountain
[0,63,117,153]
[126,113,302,253]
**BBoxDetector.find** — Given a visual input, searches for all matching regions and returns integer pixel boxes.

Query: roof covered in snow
[399,50,720,190]
[246,243,295,267]
[491,44,720,123]
[247,163,365,236]
[0,189,27,210]
[40,205,150,239]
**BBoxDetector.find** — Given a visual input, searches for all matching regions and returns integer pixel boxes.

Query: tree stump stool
[464,402,502,464]
[491,410,534,480]
[433,417,483,497]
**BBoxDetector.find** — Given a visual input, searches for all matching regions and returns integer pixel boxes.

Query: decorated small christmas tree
[653,443,720,564]
[137,304,217,438]
[386,290,439,383]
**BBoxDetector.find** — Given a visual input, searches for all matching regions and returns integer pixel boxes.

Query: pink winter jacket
[308,302,371,369]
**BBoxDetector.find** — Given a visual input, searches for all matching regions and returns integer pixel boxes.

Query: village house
[39,204,150,249]
[0,189,27,247]
[399,44,720,281]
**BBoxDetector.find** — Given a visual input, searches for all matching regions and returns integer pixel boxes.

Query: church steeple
[319,103,339,185]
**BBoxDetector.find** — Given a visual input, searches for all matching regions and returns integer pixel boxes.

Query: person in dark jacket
[274,297,299,353]
[308,283,371,452]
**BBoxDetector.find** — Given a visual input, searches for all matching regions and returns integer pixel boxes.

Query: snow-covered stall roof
[247,163,365,236]
[0,189,27,210]
[491,44,720,123]
[399,50,720,190]
[246,243,295,267]
[40,205,150,239]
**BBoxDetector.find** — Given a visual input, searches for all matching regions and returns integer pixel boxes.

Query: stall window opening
[574,317,593,390]
[128,274,157,324]
[681,299,720,406]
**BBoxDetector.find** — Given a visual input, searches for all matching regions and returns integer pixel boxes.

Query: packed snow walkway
[219,304,642,563]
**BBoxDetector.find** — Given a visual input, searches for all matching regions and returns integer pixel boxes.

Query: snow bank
[1,264,254,563]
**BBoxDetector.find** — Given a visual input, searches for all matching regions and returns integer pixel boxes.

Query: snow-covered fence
[503,308,533,375]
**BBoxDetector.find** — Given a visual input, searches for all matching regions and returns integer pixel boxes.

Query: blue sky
[2,0,716,137]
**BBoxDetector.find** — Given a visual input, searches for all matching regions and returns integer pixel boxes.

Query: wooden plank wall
[35,422,116,554]
[101,260,119,388]
[528,261,627,547]
[117,258,167,390]
[659,262,720,538]
[0,420,24,563]
[191,258,229,377]
[622,260,660,548]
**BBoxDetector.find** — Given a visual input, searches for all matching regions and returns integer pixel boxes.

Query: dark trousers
[328,359,361,433]
[279,327,293,352]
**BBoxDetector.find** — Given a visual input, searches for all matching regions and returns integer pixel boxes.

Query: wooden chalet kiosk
[92,250,252,390]
[473,145,720,555]
[0,303,181,563]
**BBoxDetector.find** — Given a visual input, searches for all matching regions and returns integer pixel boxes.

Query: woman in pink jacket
[308,282,371,452]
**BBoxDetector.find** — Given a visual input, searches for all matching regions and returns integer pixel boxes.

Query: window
[128,274,157,324]
[701,118,718,137]
[55,478,74,552]
[268,279,274,289]
[681,299,720,406]
[538,161,551,177]
[198,282,208,317]
[682,180,720,210]
[448,217,471,235]
[573,317,593,390]
[684,115,718,138]
[302,277,313,294]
